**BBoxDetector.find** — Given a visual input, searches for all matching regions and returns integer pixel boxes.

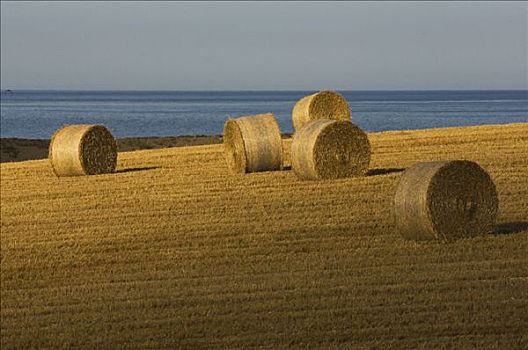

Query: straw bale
[223,113,283,174]
[291,120,370,180]
[394,160,499,241]
[292,91,351,131]
[49,124,117,177]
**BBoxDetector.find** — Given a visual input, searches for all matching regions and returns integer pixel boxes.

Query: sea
[1,90,527,139]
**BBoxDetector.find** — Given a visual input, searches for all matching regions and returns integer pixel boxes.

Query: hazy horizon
[1,1,527,91]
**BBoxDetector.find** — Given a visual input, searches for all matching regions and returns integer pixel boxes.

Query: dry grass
[1,123,527,349]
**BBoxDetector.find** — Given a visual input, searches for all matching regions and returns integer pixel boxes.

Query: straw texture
[223,113,283,174]
[292,91,351,131]
[49,124,117,177]
[291,120,371,180]
[394,160,499,241]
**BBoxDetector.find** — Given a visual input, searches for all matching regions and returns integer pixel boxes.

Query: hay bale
[292,91,351,131]
[49,124,117,177]
[394,160,499,241]
[291,119,371,180]
[223,113,283,174]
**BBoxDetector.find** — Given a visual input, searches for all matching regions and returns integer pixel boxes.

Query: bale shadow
[116,166,160,174]
[493,221,528,235]
[367,168,405,176]
[281,166,404,175]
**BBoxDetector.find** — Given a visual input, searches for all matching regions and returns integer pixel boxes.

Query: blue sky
[1,1,527,90]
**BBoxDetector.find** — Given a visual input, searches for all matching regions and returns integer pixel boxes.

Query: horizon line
[2,88,528,92]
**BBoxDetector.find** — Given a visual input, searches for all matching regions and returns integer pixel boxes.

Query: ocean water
[1,90,526,139]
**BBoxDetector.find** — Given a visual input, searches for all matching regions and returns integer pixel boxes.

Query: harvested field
[1,123,527,349]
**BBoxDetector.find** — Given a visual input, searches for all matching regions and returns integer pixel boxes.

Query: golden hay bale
[49,124,117,177]
[292,90,351,131]
[223,113,283,174]
[394,160,499,241]
[291,119,371,180]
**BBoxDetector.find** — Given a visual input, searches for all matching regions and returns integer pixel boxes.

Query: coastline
[2,122,527,163]
[0,134,292,163]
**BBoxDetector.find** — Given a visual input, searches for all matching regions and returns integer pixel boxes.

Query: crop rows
[1,123,527,349]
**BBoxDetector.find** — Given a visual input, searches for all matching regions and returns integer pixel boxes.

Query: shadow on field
[493,221,528,235]
[367,168,405,176]
[116,166,160,173]
[281,166,405,175]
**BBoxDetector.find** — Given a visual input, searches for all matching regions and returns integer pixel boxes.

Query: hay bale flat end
[394,160,499,241]
[291,119,371,180]
[49,124,117,177]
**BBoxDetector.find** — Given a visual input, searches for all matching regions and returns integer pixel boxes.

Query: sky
[1,1,527,90]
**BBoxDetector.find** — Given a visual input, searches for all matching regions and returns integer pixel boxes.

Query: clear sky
[1,1,527,90]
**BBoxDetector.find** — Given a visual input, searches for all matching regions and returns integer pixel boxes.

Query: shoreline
[2,122,527,163]
[0,134,292,163]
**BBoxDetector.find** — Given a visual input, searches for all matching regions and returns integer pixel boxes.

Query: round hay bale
[292,90,351,131]
[291,119,371,180]
[49,124,117,177]
[223,113,283,174]
[394,160,499,241]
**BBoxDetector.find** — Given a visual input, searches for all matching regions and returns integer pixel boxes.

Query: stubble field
[1,123,527,349]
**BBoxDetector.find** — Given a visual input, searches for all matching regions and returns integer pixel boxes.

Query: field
[1,123,527,349]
